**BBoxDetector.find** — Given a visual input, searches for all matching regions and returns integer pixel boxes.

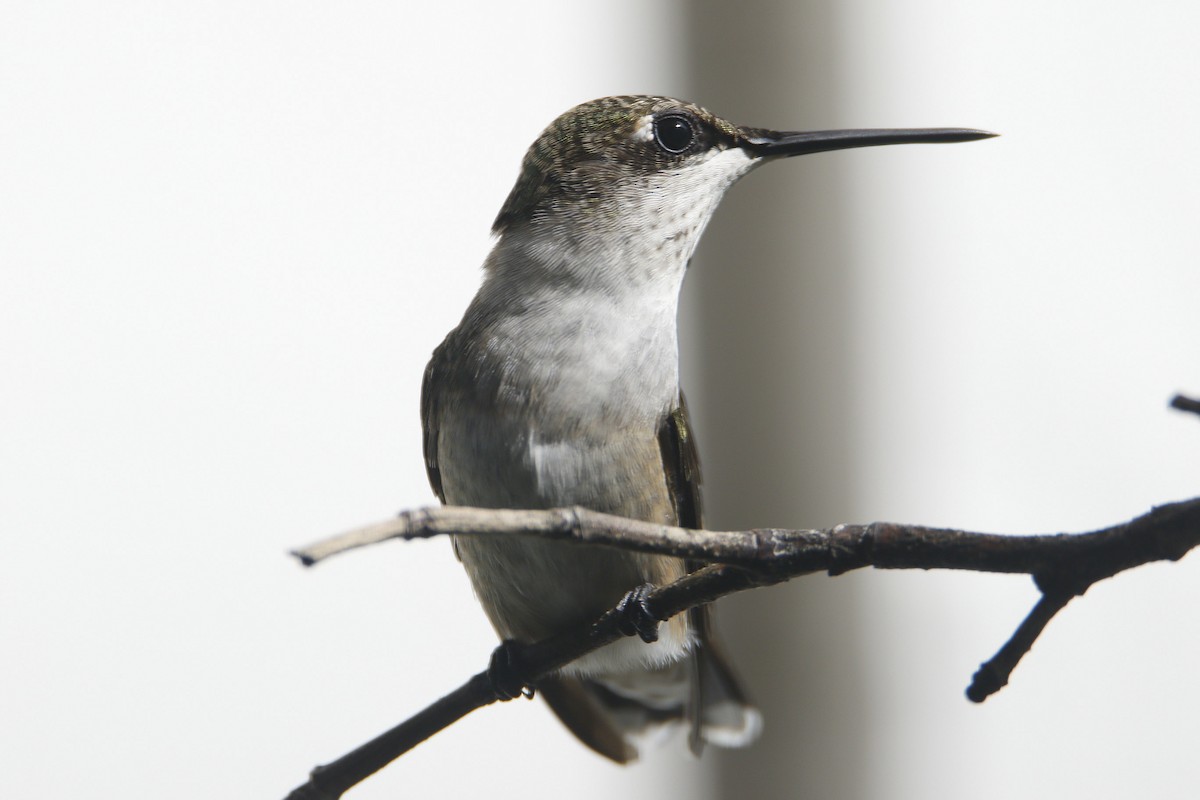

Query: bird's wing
[660,393,762,754]
[419,350,446,504]
[657,393,715,754]
[657,392,704,530]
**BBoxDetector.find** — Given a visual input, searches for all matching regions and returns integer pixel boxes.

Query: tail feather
[691,634,763,750]
[539,628,760,763]
[537,675,636,764]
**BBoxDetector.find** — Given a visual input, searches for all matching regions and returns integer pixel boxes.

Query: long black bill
[742,127,997,158]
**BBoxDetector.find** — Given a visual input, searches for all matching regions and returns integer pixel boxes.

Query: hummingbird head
[493,96,748,236]
[492,95,994,243]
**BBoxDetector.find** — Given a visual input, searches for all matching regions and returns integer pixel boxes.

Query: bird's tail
[538,627,761,763]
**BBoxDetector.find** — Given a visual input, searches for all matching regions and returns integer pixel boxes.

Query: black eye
[654,114,695,154]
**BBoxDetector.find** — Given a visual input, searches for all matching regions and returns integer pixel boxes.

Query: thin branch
[294,500,1200,582]
[286,497,1200,799]
[1171,393,1200,417]
[285,674,497,800]
[285,564,764,800]
[966,590,1074,702]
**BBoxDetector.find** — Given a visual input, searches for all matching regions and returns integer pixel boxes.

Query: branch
[286,563,760,800]
[286,498,1200,799]
[1171,393,1200,417]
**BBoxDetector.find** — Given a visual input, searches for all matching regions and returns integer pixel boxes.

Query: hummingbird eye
[653,114,696,154]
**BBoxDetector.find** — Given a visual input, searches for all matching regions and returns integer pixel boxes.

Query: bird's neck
[459,218,694,425]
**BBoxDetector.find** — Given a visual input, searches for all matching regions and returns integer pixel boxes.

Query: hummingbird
[421,95,993,762]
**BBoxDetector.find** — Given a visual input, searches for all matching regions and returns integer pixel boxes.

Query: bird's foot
[488,640,534,701]
[615,583,660,644]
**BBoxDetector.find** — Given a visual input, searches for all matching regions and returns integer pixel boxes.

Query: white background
[3,2,1198,799]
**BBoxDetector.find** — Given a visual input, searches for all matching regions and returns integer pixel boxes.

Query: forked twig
[285,497,1200,799]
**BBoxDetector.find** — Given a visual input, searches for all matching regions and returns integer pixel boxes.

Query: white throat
[464,146,757,425]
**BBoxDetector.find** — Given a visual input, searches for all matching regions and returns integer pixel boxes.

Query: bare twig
[1171,393,1200,417]
[966,590,1074,702]
[286,497,1200,799]
[285,674,497,800]
[285,564,763,800]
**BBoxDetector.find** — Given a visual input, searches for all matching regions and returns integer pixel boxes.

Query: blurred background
[3,2,1199,798]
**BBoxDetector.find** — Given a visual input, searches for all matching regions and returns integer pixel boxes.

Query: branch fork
[285,494,1200,799]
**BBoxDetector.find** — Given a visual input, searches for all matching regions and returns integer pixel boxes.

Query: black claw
[488,640,532,701]
[615,583,660,644]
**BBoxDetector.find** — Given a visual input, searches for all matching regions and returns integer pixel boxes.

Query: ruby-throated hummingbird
[421,95,993,762]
